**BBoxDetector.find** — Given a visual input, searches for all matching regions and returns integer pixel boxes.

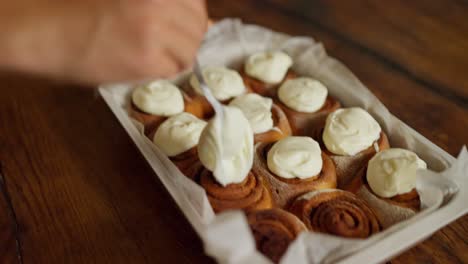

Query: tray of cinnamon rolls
[99,19,468,264]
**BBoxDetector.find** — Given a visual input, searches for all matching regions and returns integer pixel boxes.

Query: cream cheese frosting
[198,106,254,186]
[278,77,328,113]
[132,80,184,116]
[323,107,381,156]
[153,113,207,157]
[267,136,323,179]
[189,66,246,101]
[229,93,274,134]
[367,148,427,198]
[245,51,293,84]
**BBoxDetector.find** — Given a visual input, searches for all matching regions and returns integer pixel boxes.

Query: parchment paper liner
[99,19,468,264]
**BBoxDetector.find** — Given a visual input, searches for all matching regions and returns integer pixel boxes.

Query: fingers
[69,0,209,83]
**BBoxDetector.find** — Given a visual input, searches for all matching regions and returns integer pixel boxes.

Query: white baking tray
[99,19,468,264]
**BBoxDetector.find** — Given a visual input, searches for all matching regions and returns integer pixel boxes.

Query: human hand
[1,0,208,84]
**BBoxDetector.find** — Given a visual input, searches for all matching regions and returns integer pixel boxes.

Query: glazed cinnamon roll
[199,169,273,213]
[240,51,296,97]
[184,66,248,119]
[196,106,273,212]
[345,148,426,228]
[254,137,337,208]
[229,94,292,144]
[246,208,306,263]
[130,80,204,135]
[150,113,207,180]
[318,107,390,188]
[275,77,341,136]
[289,189,381,238]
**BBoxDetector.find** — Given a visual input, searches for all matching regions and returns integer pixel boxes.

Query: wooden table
[1,1,467,263]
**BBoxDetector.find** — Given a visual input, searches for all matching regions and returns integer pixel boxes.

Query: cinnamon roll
[276,77,341,136]
[346,148,426,228]
[246,208,306,263]
[130,80,204,135]
[319,107,390,188]
[229,93,292,144]
[241,51,296,97]
[150,113,207,180]
[199,169,273,213]
[196,106,272,212]
[184,66,248,119]
[254,137,337,208]
[289,189,381,238]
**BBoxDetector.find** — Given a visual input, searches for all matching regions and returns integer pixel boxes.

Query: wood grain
[0,74,213,263]
[0,1,466,263]
[0,167,20,264]
[267,0,468,107]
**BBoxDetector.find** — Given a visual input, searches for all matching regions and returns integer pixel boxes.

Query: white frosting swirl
[132,80,184,116]
[367,148,427,198]
[267,136,323,179]
[323,107,381,156]
[245,51,293,84]
[229,94,273,134]
[189,66,246,101]
[198,106,254,186]
[153,113,207,157]
[278,77,328,113]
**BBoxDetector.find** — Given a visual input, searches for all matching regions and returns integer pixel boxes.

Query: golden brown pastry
[199,169,273,213]
[260,77,340,137]
[131,92,204,136]
[148,113,207,180]
[345,148,426,228]
[254,137,337,208]
[317,107,390,188]
[241,68,297,98]
[184,66,250,120]
[346,166,420,211]
[289,189,381,238]
[246,208,306,263]
[276,96,341,137]
[240,50,296,97]
[254,104,292,144]
[228,93,292,144]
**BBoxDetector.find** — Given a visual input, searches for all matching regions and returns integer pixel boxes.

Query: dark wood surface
[0,1,467,263]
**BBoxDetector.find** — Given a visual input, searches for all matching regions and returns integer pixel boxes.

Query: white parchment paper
[99,19,468,264]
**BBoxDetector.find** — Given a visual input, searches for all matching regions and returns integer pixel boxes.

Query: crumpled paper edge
[99,18,468,264]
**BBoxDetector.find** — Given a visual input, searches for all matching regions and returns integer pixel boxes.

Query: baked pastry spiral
[240,68,297,98]
[254,104,292,144]
[254,142,337,208]
[345,148,425,227]
[289,189,381,238]
[325,131,390,188]
[130,93,205,136]
[346,166,420,211]
[199,169,273,213]
[246,208,306,263]
[276,96,341,137]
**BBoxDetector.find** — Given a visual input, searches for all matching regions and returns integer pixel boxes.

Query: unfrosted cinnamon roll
[289,189,381,238]
[318,107,390,188]
[229,94,292,144]
[254,137,337,208]
[246,208,306,263]
[199,169,273,213]
[345,148,426,228]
